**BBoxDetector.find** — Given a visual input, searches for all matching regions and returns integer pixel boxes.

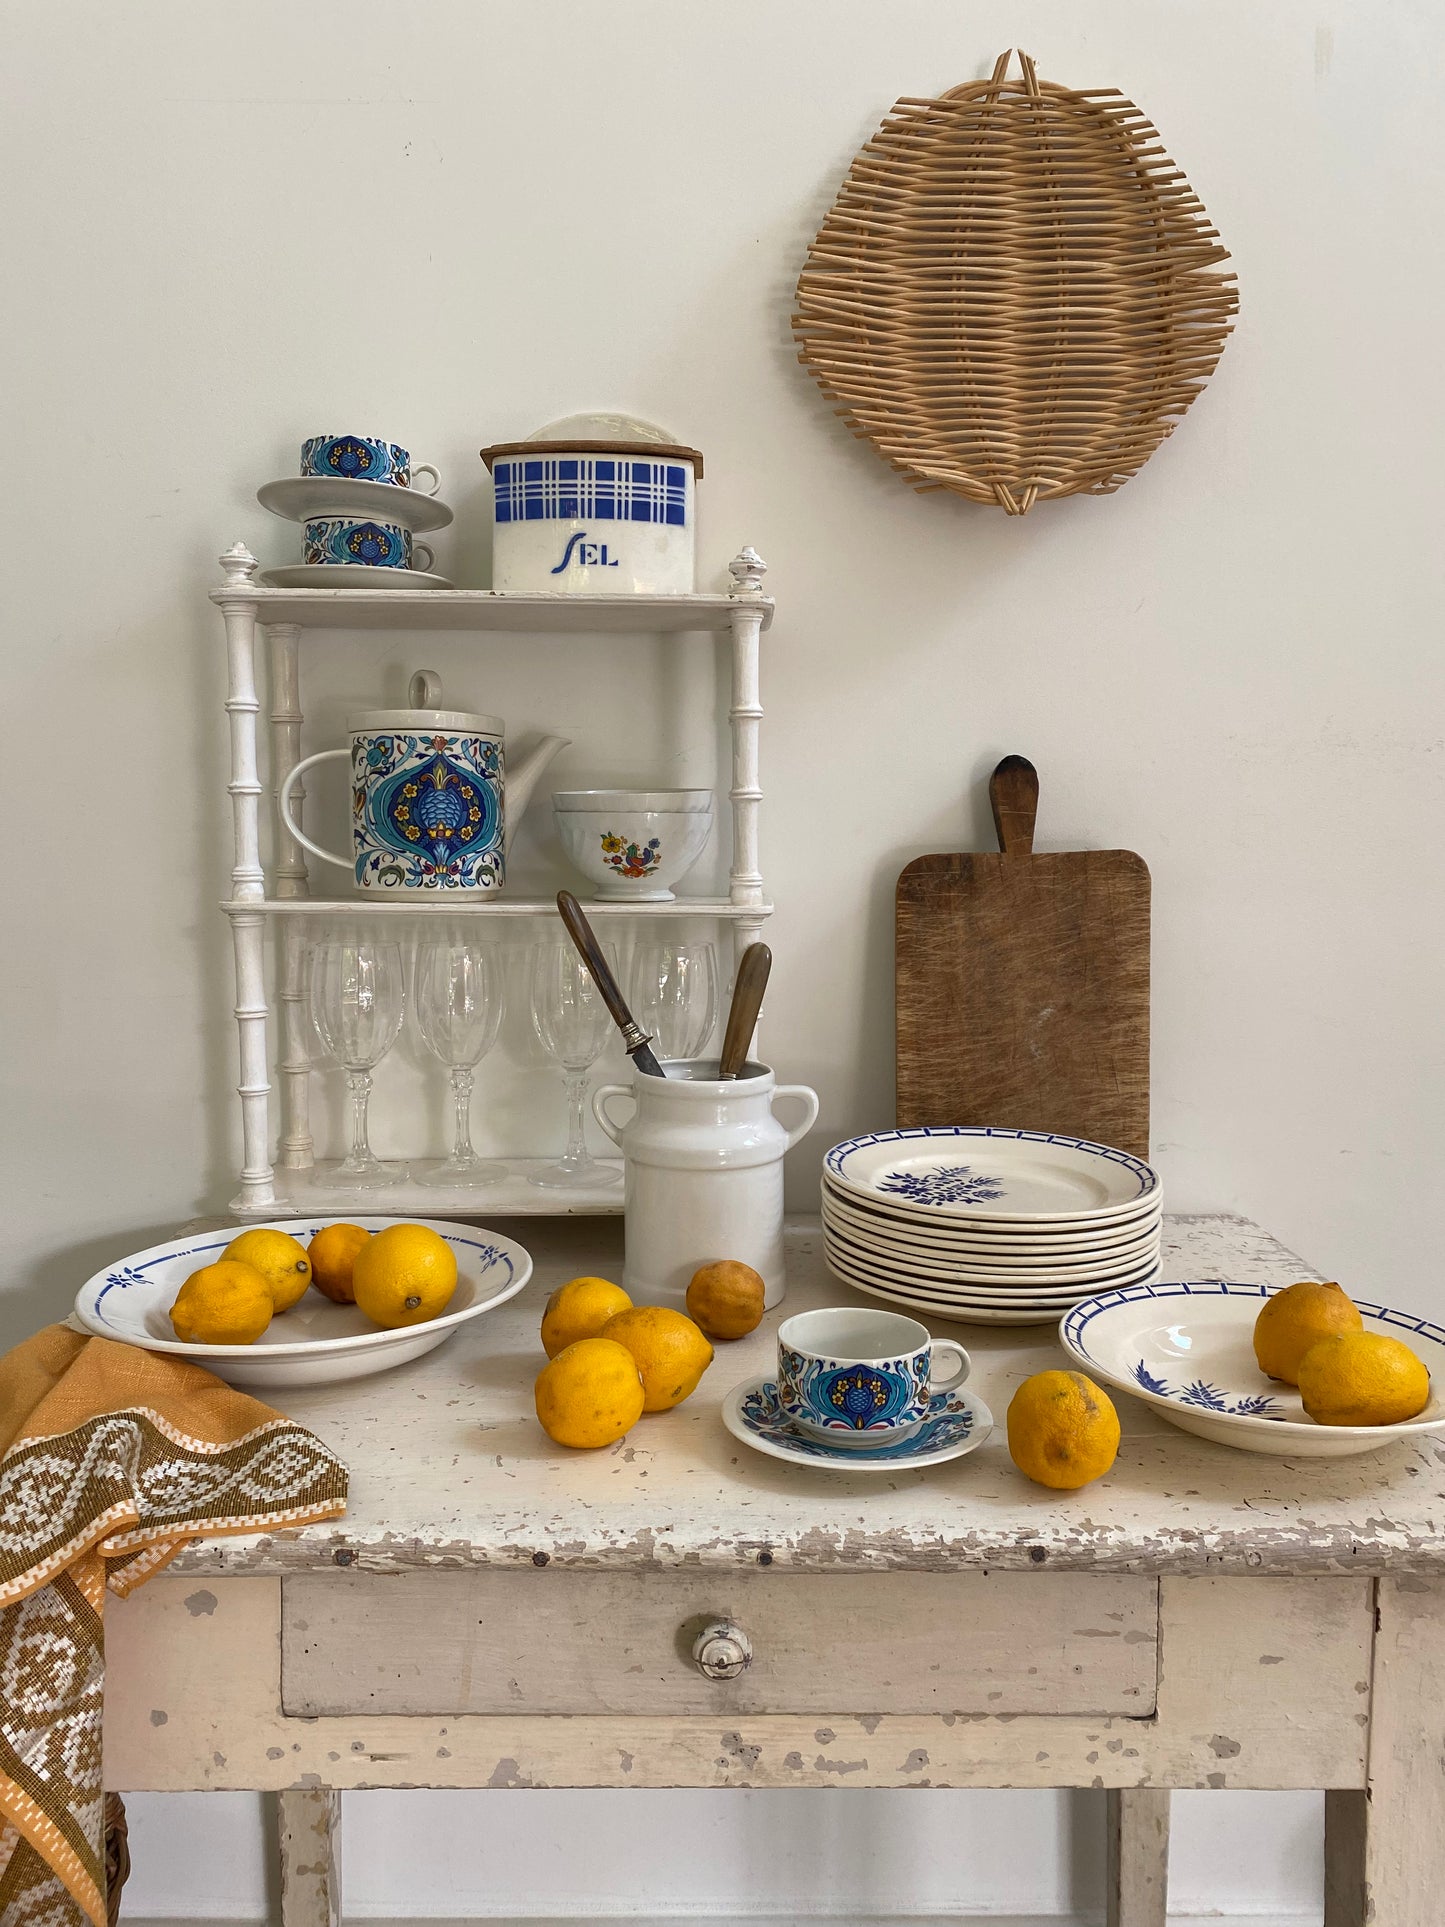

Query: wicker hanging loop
[793,50,1238,513]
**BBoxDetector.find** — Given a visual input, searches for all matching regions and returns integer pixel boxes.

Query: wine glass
[627,940,719,1063]
[413,943,506,1187]
[529,940,622,1189]
[308,940,407,1188]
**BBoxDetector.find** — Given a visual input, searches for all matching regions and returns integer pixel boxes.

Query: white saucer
[260,564,456,591]
[722,1376,993,1471]
[257,475,454,532]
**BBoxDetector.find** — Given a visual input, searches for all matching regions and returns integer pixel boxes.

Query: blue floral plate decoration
[722,1376,992,1472]
[1059,1279,1445,1459]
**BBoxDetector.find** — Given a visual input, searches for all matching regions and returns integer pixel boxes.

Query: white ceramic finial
[219,542,260,586]
[728,547,767,596]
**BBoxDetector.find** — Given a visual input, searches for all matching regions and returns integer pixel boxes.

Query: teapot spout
[505,733,572,853]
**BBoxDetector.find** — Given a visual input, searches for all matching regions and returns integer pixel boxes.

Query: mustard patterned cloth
[0,1327,347,1927]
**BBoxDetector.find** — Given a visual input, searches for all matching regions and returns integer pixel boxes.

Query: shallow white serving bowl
[1059,1279,1445,1458]
[73,1217,531,1390]
[552,789,713,901]
[823,1128,1160,1226]
[821,1201,1160,1278]
[821,1179,1161,1256]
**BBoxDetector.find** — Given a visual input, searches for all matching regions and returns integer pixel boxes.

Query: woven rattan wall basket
[793,49,1238,515]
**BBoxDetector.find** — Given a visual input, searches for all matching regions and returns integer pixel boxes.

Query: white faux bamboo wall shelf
[211,542,775,1219]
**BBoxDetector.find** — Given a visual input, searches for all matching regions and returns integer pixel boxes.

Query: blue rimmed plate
[823,1127,1160,1226]
[73,1217,531,1391]
[1060,1279,1445,1458]
[722,1376,993,1472]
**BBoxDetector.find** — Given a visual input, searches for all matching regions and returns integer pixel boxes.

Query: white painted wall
[3,0,1440,1919]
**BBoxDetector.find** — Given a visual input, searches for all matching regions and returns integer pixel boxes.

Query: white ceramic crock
[480,412,700,595]
[592,1058,819,1309]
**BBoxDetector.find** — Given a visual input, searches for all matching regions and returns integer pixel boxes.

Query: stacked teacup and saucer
[722,1304,994,1472]
[257,433,455,589]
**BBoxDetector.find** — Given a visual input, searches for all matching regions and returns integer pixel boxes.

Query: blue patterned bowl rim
[1060,1279,1445,1437]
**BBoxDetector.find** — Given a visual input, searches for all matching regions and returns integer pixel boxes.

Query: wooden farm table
[104,1214,1445,1927]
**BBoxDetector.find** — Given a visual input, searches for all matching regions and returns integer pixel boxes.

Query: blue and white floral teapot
[281,671,569,892]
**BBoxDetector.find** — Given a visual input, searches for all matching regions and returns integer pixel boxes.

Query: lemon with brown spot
[352,1223,457,1329]
[1297,1331,1430,1427]
[686,1260,766,1341]
[534,1337,646,1448]
[1253,1280,1363,1385]
[540,1276,633,1358]
[170,1261,274,1345]
[1007,1370,1121,1490]
[306,1223,372,1305]
[600,1305,715,1412]
[222,1227,312,1312]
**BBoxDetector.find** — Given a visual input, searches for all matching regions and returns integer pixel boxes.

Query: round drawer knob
[692,1619,753,1680]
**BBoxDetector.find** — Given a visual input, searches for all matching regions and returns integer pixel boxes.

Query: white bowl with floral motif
[553,790,713,901]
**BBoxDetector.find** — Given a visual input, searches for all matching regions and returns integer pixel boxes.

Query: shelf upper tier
[222,896,774,919]
[210,584,773,633]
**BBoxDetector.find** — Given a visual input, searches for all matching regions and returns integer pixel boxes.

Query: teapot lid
[349,670,502,737]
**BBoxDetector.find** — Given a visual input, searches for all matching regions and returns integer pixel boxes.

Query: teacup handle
[279,749,354,872]
[928,1339,970,1393]
[592,1085,636,1145]
[771,1084,820,1150]
[412,541,434,573]
[411,463,441,497]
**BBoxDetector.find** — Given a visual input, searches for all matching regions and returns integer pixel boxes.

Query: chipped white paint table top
[170,1212,1445,1581]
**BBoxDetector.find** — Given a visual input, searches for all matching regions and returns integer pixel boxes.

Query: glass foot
[529,1156,623,1190]
[415,1157,509,1188]
[327,1158,409,1190]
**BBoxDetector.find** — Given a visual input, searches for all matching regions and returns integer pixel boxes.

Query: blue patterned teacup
[301,434,440,495]
[777,1306,969,1451]
[302,518,433,572]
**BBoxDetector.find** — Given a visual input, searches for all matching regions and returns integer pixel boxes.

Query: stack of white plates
[821,1127,1163,1325]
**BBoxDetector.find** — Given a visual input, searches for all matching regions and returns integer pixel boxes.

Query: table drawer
[281,1570,1158,1718]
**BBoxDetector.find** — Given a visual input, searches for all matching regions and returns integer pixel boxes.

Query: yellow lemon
[222,1228,313,1312]
[599,1305,714,1412]
[540,1276,633,1359]
[352,1223,458,1329]
[170,1261,274,1345]
[307,1223,372,1305]
[1007,1370,1121,1490]
[1253,1280,1363,1384]
[686,1260,766,1341]
[1297,1331,1430,1427]
[535,1337,646,1449]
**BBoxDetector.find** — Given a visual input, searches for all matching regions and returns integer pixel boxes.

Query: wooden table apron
[101,1216,1445,1927]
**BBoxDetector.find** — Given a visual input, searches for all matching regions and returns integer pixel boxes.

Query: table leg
[1323,1576,1445,1927]
[278,1788,341,1927]
[1106,1787,1169,1927]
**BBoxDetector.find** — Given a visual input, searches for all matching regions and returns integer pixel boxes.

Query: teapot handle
[279,749,354,872]
[592,1084,636,1146]
[771,1084,820,1150]
[409,670,443,708]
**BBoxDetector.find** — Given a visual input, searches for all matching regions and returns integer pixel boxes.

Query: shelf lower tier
[222,896,773,920]
[234,1157,626,1219]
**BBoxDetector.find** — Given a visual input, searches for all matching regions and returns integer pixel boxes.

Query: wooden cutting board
[895,756,1151,1159]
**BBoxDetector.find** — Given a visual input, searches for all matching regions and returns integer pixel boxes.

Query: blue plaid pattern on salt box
[493,459,689,526]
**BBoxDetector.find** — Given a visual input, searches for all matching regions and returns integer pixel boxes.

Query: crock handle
[279,750,353,871]
[591,1084,636,1146]
[771,1084,820,1150]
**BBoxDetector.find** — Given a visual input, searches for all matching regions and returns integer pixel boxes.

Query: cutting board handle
[989,755,1039,855]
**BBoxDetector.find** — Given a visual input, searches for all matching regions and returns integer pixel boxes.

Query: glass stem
[562,1069,589,1165]
[450,1066,476,1164]
[346,1070,374,1166]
